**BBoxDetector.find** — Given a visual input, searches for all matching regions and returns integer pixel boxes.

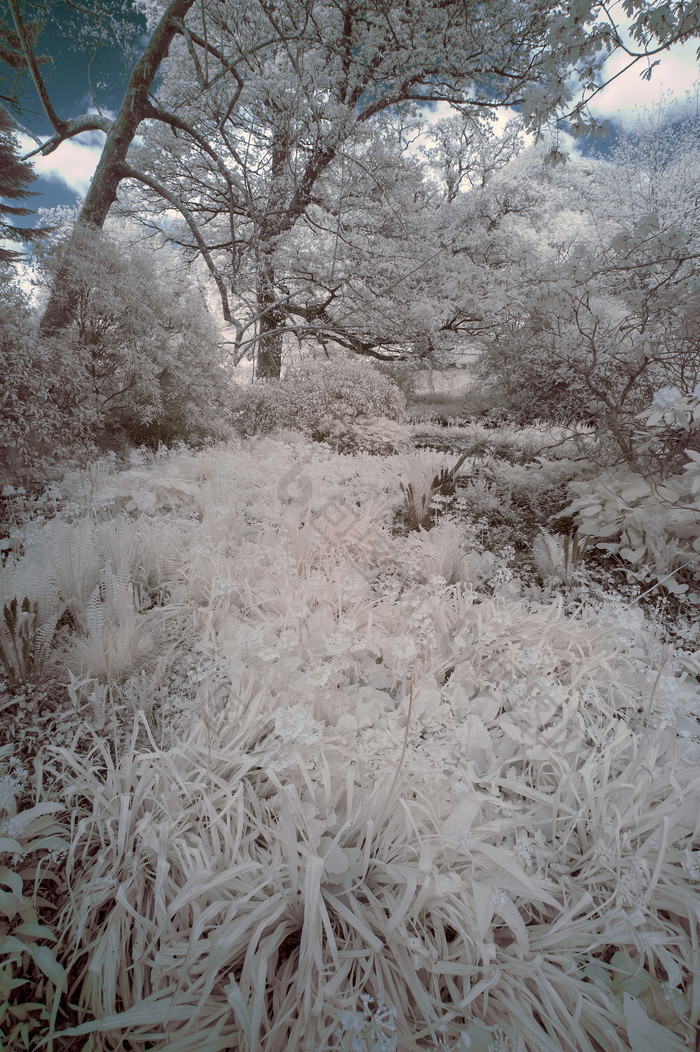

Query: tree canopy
[3,0,700,375]
[0,105,47,262]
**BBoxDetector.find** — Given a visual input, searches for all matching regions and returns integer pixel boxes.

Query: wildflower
[681,849,700,879]
[278,628,299,651]
[392,635,417,662]
[514,832,534,868]
[490,888,509,913]
[451,826,476,850]
[453,628,473,651]
[0,813,29,839]
[488,1026,514,1052]
[518,646,545,671]
[43,847,68,865]
[652,386,682,410]
[273,705,324,745]
[335,996,397,1052]
[0,774,19,812]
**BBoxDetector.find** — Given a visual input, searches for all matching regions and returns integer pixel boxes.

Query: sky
[3,7,700,224]
[4,1,146,219]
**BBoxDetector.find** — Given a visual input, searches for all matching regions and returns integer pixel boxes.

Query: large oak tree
[3,0,700,375]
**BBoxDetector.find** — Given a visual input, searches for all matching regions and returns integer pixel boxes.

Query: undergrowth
[0,426,698,1050]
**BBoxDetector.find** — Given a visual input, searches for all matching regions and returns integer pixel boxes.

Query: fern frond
[45,520,101,627]
[101,560,137,623]
[86,586,106,637]
[533,527,587,584]
[35,612,59,656]
[533,527,566,575]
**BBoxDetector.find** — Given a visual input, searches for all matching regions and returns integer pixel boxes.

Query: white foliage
[8,433,700,1050]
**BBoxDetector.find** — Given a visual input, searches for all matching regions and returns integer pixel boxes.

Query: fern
[85,587,107,638]
[45,520,101,629]
[400,452,470,529]
[403,521,495,587]
[532,527,587,584]
[101,560,137,623]
[0,595,58,686]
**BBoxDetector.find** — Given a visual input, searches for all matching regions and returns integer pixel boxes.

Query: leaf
[0,869,23,896]
[655,484,681,502]
[471,880,494,940]
[12,923,57,942]
[619,547,646,564]
[23,943,67,992]
[0,890,23,920]
[621,480,652,501]
[13,802,63,823]
[443,796,481,835]
[579,520,621,538]
[21,835,70,855]
[319,839,350,876]
[623,994,687,1052]
[494,895,529,955]
[0,935,27,956]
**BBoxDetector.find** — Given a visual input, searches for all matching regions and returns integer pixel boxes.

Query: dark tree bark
[256,255,286,379]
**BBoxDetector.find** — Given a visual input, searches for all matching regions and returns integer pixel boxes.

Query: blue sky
[6,10,700,223]
[4,2,145,217]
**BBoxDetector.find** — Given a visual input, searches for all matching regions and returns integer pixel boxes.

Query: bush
[232,357,406,450]
[36,225,234,455]
[0,271,92,491]
[373,360,421,403]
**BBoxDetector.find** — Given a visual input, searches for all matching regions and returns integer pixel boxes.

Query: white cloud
[587,38,699,122]
[19,131,104,197]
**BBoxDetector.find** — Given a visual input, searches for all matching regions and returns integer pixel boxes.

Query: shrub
[558,390,700,603]
[559,457,700,604]
[0,273,89,491]
[317,412,412,455]
[232,357,406,448]
[373,360,421,403]
[35,224,234,455]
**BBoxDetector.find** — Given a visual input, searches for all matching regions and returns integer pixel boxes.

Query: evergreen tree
[0,106,43,263]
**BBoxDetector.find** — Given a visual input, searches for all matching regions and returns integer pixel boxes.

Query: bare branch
[119,161,232,324]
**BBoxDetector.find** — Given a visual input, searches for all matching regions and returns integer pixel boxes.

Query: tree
[4,0,700,375]
[2,0,201,332]
[35,222,232,448]
[470,103,700,475]
[110,0,700,377]
[0,265,67,485]
[0,105,46,262]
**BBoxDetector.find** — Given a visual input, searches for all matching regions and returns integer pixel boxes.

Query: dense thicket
[1,225,232,488]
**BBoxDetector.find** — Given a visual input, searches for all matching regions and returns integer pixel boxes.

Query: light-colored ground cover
[1,436,699,1050]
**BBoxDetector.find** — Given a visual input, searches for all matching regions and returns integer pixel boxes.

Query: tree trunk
[256,253,285,379]
[39,0,196,337]
[254,122,291,380]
